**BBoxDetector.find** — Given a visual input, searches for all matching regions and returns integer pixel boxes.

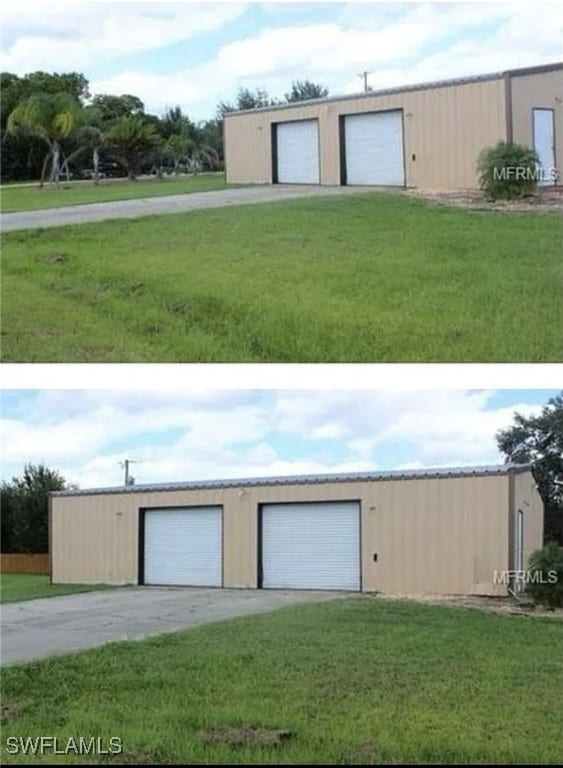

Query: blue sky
[1,389,558,489]
[1,2,561,119]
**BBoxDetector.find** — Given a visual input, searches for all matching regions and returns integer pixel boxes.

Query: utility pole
[119,459,139,486]
[358,71,372,92]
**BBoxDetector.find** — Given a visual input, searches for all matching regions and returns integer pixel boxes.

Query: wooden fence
[1,554,50,574]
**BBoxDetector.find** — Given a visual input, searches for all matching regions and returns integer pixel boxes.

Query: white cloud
[0,2,247,73]
[91,3,562,118]
[2,3,560,120]
[0,390,545,490]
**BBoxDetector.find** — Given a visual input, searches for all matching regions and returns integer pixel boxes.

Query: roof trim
[223,61,563,118]
[52,464,531,498]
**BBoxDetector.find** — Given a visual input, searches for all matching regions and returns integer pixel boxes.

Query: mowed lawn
[2,599,562,765]
[2,193,561,361]
[0,574,113,603]
[1,174,230,212]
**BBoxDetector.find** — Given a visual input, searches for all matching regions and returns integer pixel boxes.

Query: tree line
[2,394,562,554]
[0,71,329,184]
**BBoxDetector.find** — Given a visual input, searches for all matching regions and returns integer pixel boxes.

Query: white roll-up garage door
[261,502,360,590]
[276,120,320,184]
[344,111,404,186]
[144,507,222,586]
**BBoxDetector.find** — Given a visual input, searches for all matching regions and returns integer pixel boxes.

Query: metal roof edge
[505,61,563,78]
[51,463,532,498]
[223,61,563,118]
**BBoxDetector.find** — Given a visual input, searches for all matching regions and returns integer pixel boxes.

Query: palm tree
[7,93,81,187]
[63,125,105,184]
[186,134,219,176]
[164,134,191,175]
[105,115,162,180]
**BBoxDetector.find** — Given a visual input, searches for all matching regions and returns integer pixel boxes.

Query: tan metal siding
[224,78,506,189]
[510,69,563,181]
[511,470,544,570]
[52,473,511,595]
[51,494,138,584]
[361,475,509,596]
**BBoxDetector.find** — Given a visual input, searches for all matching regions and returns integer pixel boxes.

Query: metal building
[50,464,543,596]
[223,62,562,190]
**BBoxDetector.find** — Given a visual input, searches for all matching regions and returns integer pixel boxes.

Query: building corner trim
[504,73,514,143]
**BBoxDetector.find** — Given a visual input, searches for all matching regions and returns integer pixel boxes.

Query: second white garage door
[344,110,405,186]
[276,119,320,184]
[144,506,222,586]
[261,501,360,590]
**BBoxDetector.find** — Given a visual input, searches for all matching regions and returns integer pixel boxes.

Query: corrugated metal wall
[224,78,506,190]
[510,68,563,181]
[511,470,544,570]
[51,471,541,596]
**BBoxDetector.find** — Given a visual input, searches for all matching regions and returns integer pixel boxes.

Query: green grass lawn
[2,598,562,765]
[0,574,112,603]
[1,174,230,212]
[2,193,561,361]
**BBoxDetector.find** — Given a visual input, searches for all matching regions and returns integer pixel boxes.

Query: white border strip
[1,364,561,390]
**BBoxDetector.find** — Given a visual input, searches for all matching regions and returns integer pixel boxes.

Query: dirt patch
[41,251,69,264]
[202,726,293,747]
[0,702,19,725]
[406,186,563,213]
[373,593,563,619]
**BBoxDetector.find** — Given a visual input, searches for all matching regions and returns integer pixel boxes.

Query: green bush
[477,141,539,200]
[525,542,563,608]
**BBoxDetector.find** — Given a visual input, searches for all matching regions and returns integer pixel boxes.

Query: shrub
[477,141,540,200]
[525,542,563,608]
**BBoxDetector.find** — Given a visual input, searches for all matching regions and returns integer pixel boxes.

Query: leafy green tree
[1,464,66,554]
[0,71,89,182]
[1,74,44,181]
[0,73,25,129]
[196,119,223,165]
[21,71,90,102]
[526,543,563,608]
[497,393,563,505]
[7,93,82,186]
[106,115,162,179]
[159,106,195,141]
[497,392,563,542]
[1,72,89,122]
[218,87,278,115]
[285,80,329,102]
[90,94,145,127]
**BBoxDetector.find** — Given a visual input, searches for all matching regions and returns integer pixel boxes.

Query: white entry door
[533,108,556,186]
[344,110,405,186]
[276,120,320,184]
[144,507,222,586]
[261,501,360,590]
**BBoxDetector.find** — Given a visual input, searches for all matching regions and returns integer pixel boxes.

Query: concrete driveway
[1,587,345,665]
[1,184,367,232]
